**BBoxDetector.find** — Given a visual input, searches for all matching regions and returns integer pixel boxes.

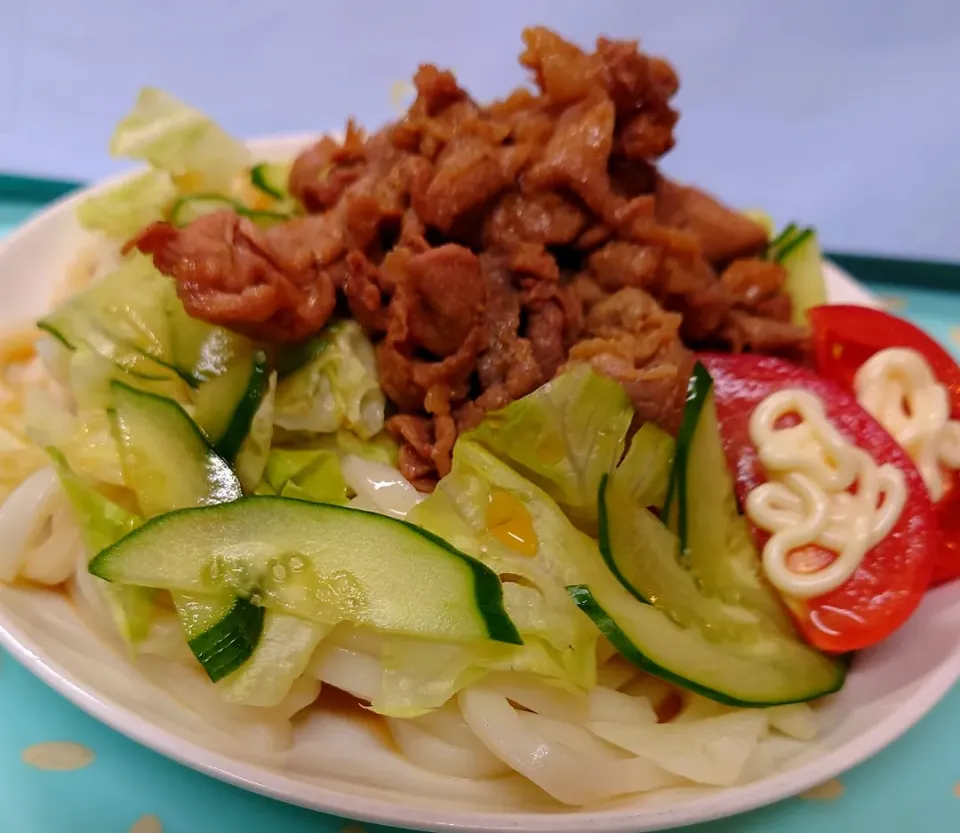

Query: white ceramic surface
[0,136,958,833]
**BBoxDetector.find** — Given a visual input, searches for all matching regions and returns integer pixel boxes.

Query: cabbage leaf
[274,321,385,439]
[465,365,633,530]
[109,87,249,191]
[77,170,177,240]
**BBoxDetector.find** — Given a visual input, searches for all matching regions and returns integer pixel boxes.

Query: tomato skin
[809,304,960,585]
[700,353,938,654]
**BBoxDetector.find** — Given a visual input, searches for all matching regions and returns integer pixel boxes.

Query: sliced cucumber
[193,348,268,462]
[568,583,845,707]
[177,593,265,682]
[766,223,799,261]
[169,193,289,228]
[108,382,242,516]
[775,228,814,263]
[600,475,778,640]
[764,223,826,324]
[169,194,238,226]
[90,496,523,646]
[250,163,290,201]
[219,612,330,706]
[592,362,838,704]
[779,229,827,325]
[67,342,188,412]
[663,364,711,550]
[106,382,253,677]
[48,448,154,644]
[674,367,795,633]
[234,370,277,492]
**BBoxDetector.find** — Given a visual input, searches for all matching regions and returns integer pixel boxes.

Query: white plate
[0,135,958,833]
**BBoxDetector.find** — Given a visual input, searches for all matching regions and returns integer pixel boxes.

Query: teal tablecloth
[1,192,959,833]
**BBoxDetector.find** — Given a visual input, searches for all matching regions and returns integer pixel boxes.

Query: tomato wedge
[699,353,938,653]
[809,304,960,586]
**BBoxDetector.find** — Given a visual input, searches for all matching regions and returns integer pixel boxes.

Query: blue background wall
[0,0,958,260]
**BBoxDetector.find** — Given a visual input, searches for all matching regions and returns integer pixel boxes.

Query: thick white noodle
[0,467,63,580]
[69,549,122,646]
[308,643,382,702]
[387,717,510,779]
[587,686,658,725]
[458,687,681,806]
[481,671,588,723]
[340,454,424,519]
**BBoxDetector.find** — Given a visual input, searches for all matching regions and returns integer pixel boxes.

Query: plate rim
[0,133,958,833]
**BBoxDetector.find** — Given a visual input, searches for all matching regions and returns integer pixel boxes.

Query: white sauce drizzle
[853,347,960,501]
[745,389,906,598]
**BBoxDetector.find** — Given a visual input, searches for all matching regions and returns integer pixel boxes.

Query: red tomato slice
[699,353,938,654]
[809,304,960,585]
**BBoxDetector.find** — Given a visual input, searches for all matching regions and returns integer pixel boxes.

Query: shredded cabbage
[49,450,154,644]
[25,387,124,486]
[77,170,177,240]
[261,448,348,504]
[410,440,601,691]
[109,87,250,192]
[274,321,385,439]
[466,365,633,530]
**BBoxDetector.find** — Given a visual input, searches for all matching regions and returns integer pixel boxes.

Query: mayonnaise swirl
[745,389,906,599]
[854,347,960,501]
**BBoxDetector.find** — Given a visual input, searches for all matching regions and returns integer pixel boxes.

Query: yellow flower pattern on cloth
[801,778,846,800]
[130,815,163,833]
[21,741,95,771]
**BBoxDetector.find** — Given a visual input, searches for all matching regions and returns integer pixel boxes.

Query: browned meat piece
[753,292,793,322]
[377,331,482,414]
[657,251,715,296]
[387,411,459,484]
[721,258,788,307]
[475,254,544,411]
[507,242,561,284]
[569,273,609,311]
[619,110,677,161]
[415,135,531,232]
[722,311,809,358]
[409,64,469,118]
[130,212,337,342]
[375,245,487,416]
[387,414,438,488]
[395,244,487,358]
[655,177,768,264]
[520,26,602,104]
[676,281,734,342]
[566,288,694,433]
[595,37,679,161]
[484,191,587,247]
[525,93,616,217]
[526,299,567,380]
[587,241,660,292]
[288,122,368,213]
[344,251,389,333]
[595,36,679,118]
